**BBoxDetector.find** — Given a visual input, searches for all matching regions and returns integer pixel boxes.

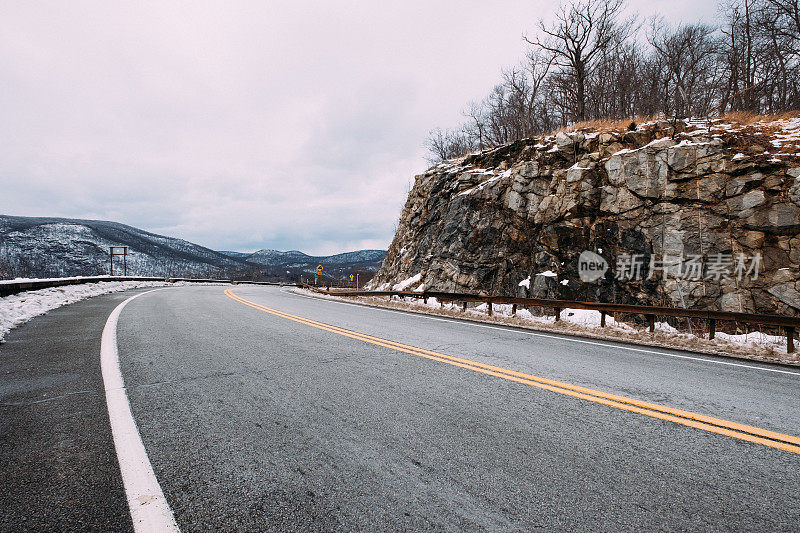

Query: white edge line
[100,289,180,532]
[281,288,800,377]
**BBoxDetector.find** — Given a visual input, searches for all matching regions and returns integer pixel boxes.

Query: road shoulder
[0,290,153,531]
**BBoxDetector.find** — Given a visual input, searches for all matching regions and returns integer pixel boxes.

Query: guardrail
[0,276,285,298]
[300,284,800,353]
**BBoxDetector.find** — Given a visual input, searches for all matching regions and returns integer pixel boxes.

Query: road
[2,284,799,531]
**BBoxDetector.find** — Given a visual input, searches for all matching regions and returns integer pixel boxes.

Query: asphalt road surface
[2,284,800,531]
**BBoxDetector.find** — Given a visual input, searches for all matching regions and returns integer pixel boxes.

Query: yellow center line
[224,288,800,455]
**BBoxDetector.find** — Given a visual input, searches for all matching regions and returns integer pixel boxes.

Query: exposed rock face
[369,119,800,315]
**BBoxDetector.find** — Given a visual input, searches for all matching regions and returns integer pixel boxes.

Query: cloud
[0,1,718,255]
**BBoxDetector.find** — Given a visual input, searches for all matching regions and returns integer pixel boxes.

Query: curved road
[2,284,800,531]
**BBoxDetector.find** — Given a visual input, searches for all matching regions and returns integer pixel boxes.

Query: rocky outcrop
[369,118,800,315]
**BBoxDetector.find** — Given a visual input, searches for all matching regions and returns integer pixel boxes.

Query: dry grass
[717,109,800,125]
[546,110,800,137]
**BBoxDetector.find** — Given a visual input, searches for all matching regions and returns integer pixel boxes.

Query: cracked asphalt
[2,284,800,531]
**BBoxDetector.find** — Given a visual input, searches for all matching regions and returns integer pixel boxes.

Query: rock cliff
[369,117,800,315]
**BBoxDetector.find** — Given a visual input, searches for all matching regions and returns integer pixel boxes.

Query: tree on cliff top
[648,20,719,118]
[524,0,635,123]
[426,0,800,162]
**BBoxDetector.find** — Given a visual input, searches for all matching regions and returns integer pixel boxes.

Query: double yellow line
[225,289,800,455]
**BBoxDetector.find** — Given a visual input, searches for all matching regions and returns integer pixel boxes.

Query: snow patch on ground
[295,288,800,366]
[0,275,138,285]
[0,281,173,342]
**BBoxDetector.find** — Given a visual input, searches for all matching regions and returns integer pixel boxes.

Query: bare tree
[762,0,800,110]
[765,0,800,38]
[424,127,476,163]
[525,0,634,122]
[464,101,488,150]
[505,49,555,135]
[648,19,719,117]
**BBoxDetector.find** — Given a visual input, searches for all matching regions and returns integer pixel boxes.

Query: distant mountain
[217,251,252,259]
[0,214,385,282]
[243,248,386,279]
[247,249,311,265]
[0,214,253,279]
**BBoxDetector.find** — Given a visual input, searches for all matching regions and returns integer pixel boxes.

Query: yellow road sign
[316,264,323,273]
[349,274,354,281]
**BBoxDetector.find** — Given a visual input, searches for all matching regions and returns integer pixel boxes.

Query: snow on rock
[392,273,422,291]
[0,281,172,342]
[536,270,558,278]
[518,276,531,289]
[568,162,592,170]
[455,169,513,197]
[765,117,800,148]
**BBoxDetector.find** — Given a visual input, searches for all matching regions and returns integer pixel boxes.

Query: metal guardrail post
[306,285,800,354]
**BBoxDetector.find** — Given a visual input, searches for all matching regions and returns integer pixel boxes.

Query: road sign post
[109,246,128,276]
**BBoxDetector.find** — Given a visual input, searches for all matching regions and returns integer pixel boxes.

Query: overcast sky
[0,1,719,254]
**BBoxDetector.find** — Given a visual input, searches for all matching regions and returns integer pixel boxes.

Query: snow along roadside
[290,288,800,367]
[0,281,176,343]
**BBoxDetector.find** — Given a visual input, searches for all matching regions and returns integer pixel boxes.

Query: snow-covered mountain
[244,248,386,278]
[0,215,252,278]
[0,215,385,281]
